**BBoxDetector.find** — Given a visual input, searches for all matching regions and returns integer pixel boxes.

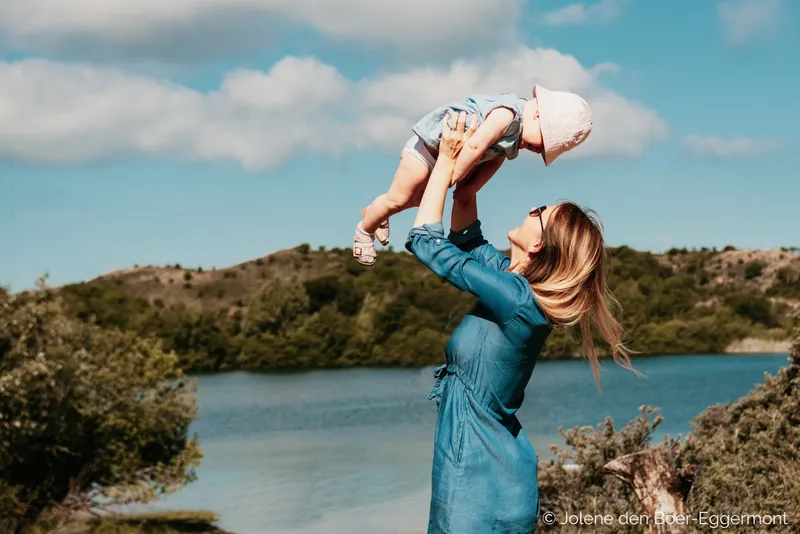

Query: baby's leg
[362,153,431,233]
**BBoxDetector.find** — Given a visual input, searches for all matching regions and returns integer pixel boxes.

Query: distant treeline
[57,245,799,372]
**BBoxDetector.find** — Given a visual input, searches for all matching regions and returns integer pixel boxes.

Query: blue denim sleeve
[406,222,528,322]
[447,219,511,272]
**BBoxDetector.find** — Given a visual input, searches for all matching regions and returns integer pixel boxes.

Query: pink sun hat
[533,85,593,166]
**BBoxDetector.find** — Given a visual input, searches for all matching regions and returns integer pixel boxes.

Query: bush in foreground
[537,317,800,533]
[33,511,229,534]
[0,279,203,532]
[680,321,800,526]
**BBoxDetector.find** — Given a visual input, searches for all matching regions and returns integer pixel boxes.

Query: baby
[353,85,593,265]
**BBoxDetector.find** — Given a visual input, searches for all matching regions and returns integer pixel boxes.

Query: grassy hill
[48,243,800,372]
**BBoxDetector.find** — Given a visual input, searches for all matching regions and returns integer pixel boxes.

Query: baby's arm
[450,107,514,185]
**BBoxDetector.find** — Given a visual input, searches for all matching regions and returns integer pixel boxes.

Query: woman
[405,111,638,533]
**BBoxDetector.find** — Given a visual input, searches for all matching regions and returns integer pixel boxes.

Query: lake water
[143,354,789,534]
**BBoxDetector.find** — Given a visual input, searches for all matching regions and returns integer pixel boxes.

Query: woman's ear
[527,240,544,255]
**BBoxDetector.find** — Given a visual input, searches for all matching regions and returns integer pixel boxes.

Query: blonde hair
[514,201,639,388]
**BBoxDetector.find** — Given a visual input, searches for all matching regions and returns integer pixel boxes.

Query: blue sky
[1,0,798,291]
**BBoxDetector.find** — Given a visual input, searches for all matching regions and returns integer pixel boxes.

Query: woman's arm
[447,156,510,271]
[450,107,513,186]
[450,156,504,231]
[446,217,511,272]
[450,195,477,234]
[406,223,528,321]
[413,112,476,228]
[407,112,527,322]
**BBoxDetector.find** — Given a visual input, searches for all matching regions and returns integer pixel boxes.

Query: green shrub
[0,281,201,530]
[744,260,767,279]
[680,323,800,530]
[538,406,669,533]
[725,294,779,327]
[767,268,800,298]
[304,276,339,314]
[536,321,800,532]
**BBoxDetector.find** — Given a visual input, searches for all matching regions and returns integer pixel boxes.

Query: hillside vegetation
[49,244,799,372]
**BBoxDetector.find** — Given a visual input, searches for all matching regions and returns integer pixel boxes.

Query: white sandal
[353,223,377,266]
[362,205,390,246]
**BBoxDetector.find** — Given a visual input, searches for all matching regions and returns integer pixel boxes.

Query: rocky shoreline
[725,337,793,354]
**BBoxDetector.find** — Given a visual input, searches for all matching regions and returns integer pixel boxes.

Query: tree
[725,294,780,328]
[243,277,309,336]
[0,279,202,532]
[58,245,797,373]
[767,267,800,298]
[280,304,355,368]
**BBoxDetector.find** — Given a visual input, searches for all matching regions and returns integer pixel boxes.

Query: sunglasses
[529,205,547,234]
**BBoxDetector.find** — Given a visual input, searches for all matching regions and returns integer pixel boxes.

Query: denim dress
[405,219,551,534]
[411,93,529,163]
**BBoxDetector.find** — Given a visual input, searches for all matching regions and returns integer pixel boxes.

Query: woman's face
[507,205,557,253]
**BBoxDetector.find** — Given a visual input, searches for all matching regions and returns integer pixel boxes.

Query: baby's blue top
[411,93,529,162]
[405,219,551,533]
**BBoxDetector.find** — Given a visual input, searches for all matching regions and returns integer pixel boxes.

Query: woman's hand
[439,111,478,162]
[412,111,476,228]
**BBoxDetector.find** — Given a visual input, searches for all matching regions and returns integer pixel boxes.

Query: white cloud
[0,48,667,170]
[0,0,520,58]
[540,0,630,26]
[0,57,344,169]
[221,59,349,112]
[684,135,783,158]
[717,0,783,44]
[355,47,667,158]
